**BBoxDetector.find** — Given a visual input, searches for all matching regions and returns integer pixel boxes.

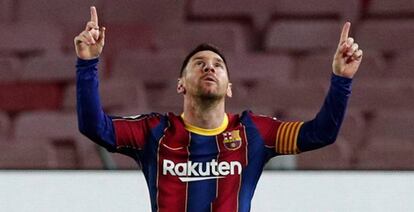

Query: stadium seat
[14,111,103,169]
[0,83,62,112]
[356,20,414,53]
[0,112,10,138]
[387,51,414,80]
[0,138,51,169]
[21,54,78,82]
[102,0,185,25]
[16,0,104,25]
[62,79,147,111]
[0,0,13,23]
[367,110,414,140]
[349,81,414,111]
[145,81,183,114]
[295,50,387,83]
[367,0,414,17]
[229,80,328,113]
[190,0,276,28]
[111,50,185,83]
[156,22,247,54]
[0,23,62,55]
[295,136,353,169]
[0,56,22,82]
[274,0,360,21]
[355,136,414,170]
[265,20,341,53]
[16,0,106,54]
[226,52,294,84]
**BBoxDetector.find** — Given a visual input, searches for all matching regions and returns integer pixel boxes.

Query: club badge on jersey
[222,130,242,150]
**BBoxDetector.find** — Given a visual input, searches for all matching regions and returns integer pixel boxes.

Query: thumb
[97,27,105,46]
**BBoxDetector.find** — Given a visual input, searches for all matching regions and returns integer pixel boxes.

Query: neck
[182,96,226,129]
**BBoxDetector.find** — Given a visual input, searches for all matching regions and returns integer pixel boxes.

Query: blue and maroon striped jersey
[76,58,352,212]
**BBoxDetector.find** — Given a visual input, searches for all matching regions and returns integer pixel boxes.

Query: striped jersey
[76,58,353,212]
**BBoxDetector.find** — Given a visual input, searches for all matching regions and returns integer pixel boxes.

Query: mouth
[202,75,217,83]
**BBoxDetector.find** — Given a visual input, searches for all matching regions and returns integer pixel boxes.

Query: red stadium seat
[265,20,341,53]
[0,23,62,55]
[367,0,414,17]
[111,50,185,82]
[0,112,10,138]
[349,81,414,111]
[355,136,414,170]
[274,0,360,21]
[229,80,328,113]
[62,78,148,111]
[0,0,13,23]
[157,22,248,54]
[295,50,387,83]
[190,0,276,28]
[226,53,294,84]
[0,56,22,82]
[387,51,414,80]
[0,138,52,169]
[356,20,414,53]
[101,0,186,54]
[102,0,185,25]
[14,111,103,169]
[16,0,104,25]
[21,54,78,82]
[0,82,62,112]
[145,81,183,114]
[367,110,414,140]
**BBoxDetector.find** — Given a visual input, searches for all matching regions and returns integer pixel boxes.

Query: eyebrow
[192,56,224,63]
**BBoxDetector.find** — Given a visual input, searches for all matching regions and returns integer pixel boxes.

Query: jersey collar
[181,113,229,136]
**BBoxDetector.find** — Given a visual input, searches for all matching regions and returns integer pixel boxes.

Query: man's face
[179,50,231,100]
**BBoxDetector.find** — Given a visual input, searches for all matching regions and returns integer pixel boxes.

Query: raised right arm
[74,6,116,151]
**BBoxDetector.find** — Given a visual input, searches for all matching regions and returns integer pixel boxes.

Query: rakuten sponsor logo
[162,159,242,182]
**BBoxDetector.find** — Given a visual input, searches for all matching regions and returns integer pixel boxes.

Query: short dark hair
[179,43,228,77]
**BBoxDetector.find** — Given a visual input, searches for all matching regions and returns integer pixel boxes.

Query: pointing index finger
[90,6,98,25]
[339,22,350,44]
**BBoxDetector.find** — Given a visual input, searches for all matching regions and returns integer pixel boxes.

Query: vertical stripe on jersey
[187,133,219,212]
[143,115,169,212]
[157,125,190,212]
[212,126,246,212]
[238,112,267,212]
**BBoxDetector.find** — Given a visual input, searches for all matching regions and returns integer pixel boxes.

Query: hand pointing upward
[332,22,363,79]
[74,6,105,60]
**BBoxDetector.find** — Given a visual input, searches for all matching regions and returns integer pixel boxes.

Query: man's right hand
[74,6,105,60]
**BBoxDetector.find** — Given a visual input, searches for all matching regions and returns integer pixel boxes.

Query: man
[75,6,362,212]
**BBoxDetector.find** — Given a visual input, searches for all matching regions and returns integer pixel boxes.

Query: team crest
[222,130,242,150]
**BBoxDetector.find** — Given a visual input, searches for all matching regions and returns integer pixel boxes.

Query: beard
[194,83,226,101]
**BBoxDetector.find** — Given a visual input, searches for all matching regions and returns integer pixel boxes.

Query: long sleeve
[76,58,117,152]
[297,73,352,152]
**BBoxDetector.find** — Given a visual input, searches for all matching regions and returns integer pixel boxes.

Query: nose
[203,62,215,73]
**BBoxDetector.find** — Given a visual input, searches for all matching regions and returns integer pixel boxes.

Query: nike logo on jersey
[162,159,242,182]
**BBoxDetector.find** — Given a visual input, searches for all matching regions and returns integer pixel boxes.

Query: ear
[177,78,186,94]
[226,82,232,98]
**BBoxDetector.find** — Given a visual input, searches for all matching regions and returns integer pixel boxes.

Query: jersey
[76,58,353,212]
[112,111,302,212]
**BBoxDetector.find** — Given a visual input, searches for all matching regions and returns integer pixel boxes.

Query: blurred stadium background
[1,0,414,211]
[0,0,413,172]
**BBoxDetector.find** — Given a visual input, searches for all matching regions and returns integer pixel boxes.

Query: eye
[195,61,204,66]
[214,63,224,68]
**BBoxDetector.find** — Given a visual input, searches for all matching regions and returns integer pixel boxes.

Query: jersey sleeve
[111,114,161,151]
[76,58,160,154]
[250,114,303,155]
[250,73,352,155]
